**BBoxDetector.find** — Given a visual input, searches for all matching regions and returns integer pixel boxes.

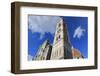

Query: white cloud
[73,26,85,39]
[28,15,61,39]
[28,54,33,61]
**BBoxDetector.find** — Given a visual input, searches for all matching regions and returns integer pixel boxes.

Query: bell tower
[50,18,72,59]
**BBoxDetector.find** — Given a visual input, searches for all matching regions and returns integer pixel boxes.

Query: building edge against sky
[33,17,84,60]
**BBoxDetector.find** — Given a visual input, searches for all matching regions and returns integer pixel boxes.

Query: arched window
[57,28,61,33]
[58,35,60,39]
[58,23,61,27]
[56,35,61,42]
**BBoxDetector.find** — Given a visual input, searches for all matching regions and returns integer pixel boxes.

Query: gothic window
[57,28,61,33]
[58,35,61,39]
[56,34,61,42]
[58,23,61,27]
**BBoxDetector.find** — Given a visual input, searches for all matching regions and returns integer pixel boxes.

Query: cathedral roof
[72,47,84,58]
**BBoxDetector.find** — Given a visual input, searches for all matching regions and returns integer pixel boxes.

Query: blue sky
[28,15,88,61]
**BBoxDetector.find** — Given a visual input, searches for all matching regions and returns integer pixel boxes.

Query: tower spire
[50,17,72,59]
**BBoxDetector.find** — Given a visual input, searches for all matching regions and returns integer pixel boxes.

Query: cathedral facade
[33,40,52,60]
[34,18,83,60]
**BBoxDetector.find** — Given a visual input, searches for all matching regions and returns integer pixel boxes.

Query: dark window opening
[58,23,61,27]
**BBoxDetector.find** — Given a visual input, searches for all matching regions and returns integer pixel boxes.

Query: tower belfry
[50,18,72,59]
